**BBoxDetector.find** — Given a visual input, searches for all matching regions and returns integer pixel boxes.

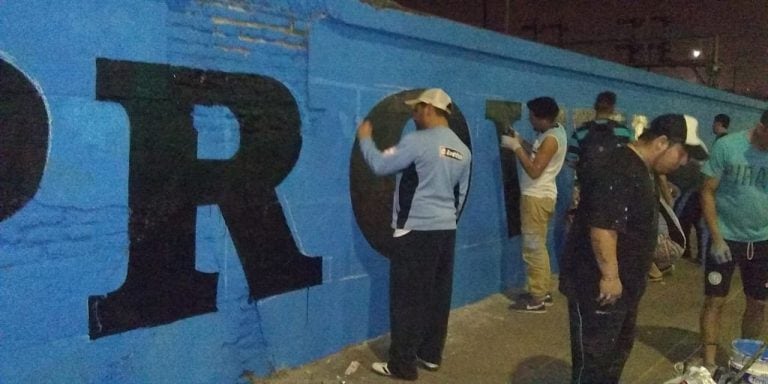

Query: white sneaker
[371,362,392,376]
[371,361,418,380]
[417,357,440,371]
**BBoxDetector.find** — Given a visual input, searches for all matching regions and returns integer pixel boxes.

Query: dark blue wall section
[0,0,766,383]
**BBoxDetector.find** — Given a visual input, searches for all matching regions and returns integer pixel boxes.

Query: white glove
[501,134,522,151]
[709,238,732,264]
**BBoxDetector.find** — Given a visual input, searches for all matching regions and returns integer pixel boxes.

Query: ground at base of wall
[249,259,745,384]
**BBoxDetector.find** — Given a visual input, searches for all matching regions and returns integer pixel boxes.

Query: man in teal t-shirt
[700,109,768,369]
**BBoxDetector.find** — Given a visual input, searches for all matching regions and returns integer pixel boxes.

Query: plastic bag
[663,365,716,384]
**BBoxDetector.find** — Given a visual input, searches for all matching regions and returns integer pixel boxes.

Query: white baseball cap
[404,88,452,114]
[682,115,706,146]
[682,115,708,160]
[648,114,708,160]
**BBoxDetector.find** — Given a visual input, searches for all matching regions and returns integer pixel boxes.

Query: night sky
[395,0,768,100]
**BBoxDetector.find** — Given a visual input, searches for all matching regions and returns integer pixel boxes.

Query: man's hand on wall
[357,120,373,140]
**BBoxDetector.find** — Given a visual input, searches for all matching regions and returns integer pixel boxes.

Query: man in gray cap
[560,114,707,383]
[357,88,471,381]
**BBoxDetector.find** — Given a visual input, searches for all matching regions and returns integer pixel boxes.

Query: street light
[691,49,702,59]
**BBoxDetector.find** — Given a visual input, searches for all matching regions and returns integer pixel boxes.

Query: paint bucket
[729,339,768,384]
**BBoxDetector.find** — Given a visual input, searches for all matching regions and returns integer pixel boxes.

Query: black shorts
[704,239,768,300]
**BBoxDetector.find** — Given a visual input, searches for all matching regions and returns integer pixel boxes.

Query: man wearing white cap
[560,114,707,383]
[357,88,471,380]
[700,110,768,370]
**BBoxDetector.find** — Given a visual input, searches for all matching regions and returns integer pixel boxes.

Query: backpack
[572,119,630,175]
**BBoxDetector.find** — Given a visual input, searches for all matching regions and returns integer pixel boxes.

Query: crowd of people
[354,87,768,383]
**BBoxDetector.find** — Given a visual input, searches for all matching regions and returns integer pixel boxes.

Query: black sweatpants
[568,297,640,384]
[387,230,456,379]
[675,190,707,259]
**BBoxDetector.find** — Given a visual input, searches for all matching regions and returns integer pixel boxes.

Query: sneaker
[515,292,554,307]
[659,264,676,275]
[508,298,546,313]
[648,275,663,282]
[371,362,417,380]
[371,362,392,377]
[417,357,440,371]
[648,263,664,282]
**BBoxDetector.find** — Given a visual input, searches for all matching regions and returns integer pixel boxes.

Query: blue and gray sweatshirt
[359,126,471,231]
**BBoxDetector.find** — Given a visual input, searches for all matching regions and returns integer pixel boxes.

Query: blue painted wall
[0,0,765,383]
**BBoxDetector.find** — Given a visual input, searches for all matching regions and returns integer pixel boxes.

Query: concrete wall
[0,1,765,383]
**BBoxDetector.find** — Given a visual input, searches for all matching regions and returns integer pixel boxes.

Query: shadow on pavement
[636,325,701,362]
[367,335,390,361]
[507,355,571,384]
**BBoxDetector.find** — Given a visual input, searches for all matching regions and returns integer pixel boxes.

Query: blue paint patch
[165,0,193,12]
[193,105,240,160]
[452,244,504,306]
[256,288,311,368]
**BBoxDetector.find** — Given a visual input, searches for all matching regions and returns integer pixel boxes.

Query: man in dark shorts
[700,110,768,369]
[560,114,708,383]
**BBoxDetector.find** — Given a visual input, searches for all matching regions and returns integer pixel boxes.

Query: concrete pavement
[250,258,749,383]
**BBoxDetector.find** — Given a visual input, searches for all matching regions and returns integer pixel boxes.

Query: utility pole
[521,17,540,41]
[614,17,644,65]
[707,34,721,87]
[521,18,565,43]
[504,0,510,34]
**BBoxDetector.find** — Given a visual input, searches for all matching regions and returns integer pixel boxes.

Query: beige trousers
[520,195,556,300]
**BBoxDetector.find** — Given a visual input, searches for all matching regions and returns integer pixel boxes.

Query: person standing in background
[713,113,730,140]
[566,91,634,180]
[501,96,567,313]
[565,91,634,226]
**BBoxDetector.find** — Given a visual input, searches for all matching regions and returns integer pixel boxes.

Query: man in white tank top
[501,96,567,313]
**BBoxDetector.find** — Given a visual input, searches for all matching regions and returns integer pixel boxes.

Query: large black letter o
[350,89,471,256]
[0,59,49,221]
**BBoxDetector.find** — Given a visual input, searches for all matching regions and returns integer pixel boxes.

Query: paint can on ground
[729,339,768,384]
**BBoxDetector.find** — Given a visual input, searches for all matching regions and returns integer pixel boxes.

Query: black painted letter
[89,59,321,339]
[0,59,49,221]
[485,100,522,236]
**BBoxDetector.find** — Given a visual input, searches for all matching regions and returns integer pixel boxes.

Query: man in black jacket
[560,114,708,384]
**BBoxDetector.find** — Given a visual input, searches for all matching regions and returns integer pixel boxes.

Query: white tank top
[519,124,567,199]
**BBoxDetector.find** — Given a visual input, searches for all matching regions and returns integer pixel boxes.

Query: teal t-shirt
[701,130,768,241]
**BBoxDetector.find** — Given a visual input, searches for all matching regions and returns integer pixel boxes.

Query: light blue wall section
[309,0,766,290]
[0,1,765,383]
